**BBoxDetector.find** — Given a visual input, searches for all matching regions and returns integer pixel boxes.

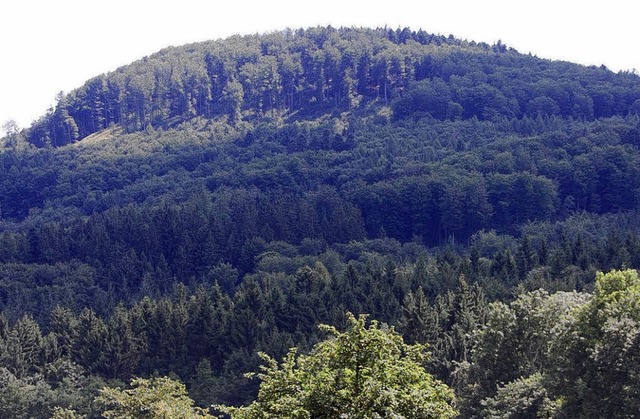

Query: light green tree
[480,373,559,419]
[95,376,213,418]
[462,289,588,417]
[552,269,640,418]
[218,313,457,418]
[50,406,84,418]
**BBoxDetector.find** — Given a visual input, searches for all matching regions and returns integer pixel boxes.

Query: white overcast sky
[0,0,638,135]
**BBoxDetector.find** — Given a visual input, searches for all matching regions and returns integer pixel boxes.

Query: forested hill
[23,26,640,146]
[2,27,640,418]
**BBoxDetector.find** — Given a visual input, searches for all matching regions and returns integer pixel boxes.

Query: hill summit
[23,26,640,147]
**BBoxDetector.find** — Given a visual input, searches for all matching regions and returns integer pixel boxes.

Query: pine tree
[103,305,146,379]
[400,286,433,344]
[49,306,78,359]
[73,308,108,374]
[4,314,44,378]
[189,358,218,408]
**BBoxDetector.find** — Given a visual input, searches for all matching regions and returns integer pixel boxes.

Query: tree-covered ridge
[24,26,640,147]
[2,25,640,418]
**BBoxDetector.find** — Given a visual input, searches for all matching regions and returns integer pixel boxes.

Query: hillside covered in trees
[1,26,640,417]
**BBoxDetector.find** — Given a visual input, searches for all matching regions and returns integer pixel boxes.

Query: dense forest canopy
[1,26,640,417]
[20,26,640,147]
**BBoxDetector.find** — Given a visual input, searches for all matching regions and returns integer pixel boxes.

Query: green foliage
[592,268,640,313]
[0,360,98,419]
[96,376,213,418]
[463,289,588,417]
[1,25,640,419]
[552,269,640,417]
[219,313,457,418]
[189,358,218,408]
[0,367,54,418]
[400,278,488,386]
[51,406,84,419]
[480,373,559,419]
[50,407,84,419]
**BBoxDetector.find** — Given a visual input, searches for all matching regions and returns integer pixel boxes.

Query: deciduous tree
[218,313,457,418]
